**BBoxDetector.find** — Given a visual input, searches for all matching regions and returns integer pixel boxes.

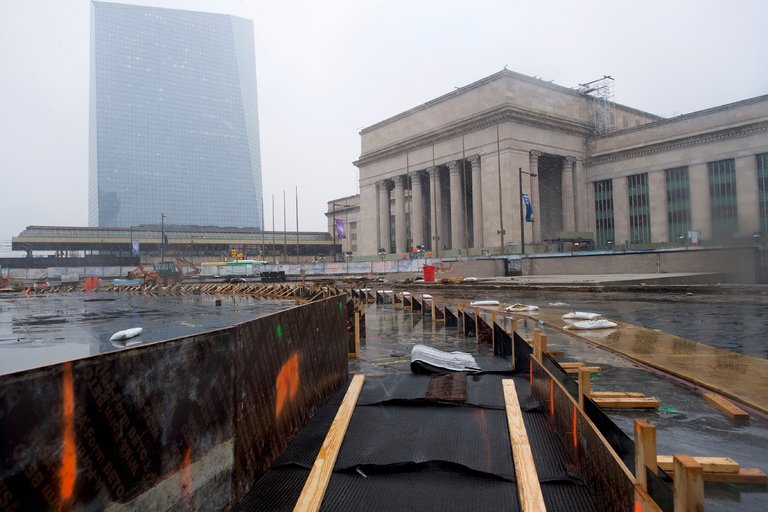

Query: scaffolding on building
[579,75,615,135]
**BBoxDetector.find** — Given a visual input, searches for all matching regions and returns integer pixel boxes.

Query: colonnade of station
[374,151,579,254]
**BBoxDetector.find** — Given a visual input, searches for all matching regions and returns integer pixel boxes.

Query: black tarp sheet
[236,372,597,512]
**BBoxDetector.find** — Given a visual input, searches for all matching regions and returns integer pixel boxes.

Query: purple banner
[335,219,346,239]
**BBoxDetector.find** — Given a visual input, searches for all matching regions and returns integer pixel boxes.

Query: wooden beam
[592,391,646,398]
[294,375,365,512]
[565,366,602,375]
[673,455,704,512]
[634,419,657,492]
[703,391,749,421]
[578,367,591,409]
[698,467,767,484]
[593,397,660,409]
[657,455,739,474]
[502,379,546,512]
[634,485,664,512]
[352,311,361,358]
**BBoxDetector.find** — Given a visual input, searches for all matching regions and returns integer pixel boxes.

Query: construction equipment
[156,261,184,284]
[175,257,201,278]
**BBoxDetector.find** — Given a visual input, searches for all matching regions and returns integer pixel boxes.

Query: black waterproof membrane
[237,370,597,511]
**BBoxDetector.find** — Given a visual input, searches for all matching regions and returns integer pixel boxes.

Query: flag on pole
[335,219,346,239]
[131,239,140,256]
[162,231,169,246]
[522,193,534,222]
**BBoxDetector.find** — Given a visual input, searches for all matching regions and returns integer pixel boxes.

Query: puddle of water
[0,292,296,375]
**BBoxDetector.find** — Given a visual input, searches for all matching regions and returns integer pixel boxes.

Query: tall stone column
[562,157,576,232]
[393,175,407,254]
[440,166,451,249]
[689,163,711,239]
[612,176,629,245]
[410,172,425,249]
[469,155,483,248]
[428,166,442,254]
[447,160,465,250]
[377,179,391,252]
[648,170,668,243]
[529,151,541,242]
[736,155,760,234]
[573,158,588,231]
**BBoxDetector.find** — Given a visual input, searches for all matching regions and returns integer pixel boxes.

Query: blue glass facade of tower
[89,2,263,229]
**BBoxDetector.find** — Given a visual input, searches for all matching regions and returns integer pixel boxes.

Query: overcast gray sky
[1,0,767,256]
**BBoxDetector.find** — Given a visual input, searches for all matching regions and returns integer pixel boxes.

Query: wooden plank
[578,367,591,409]
[657,455,739,474]
[703,391,749,420]
[699,467,767,484]
[673,455,704,512]
[559,362,584,369]
[294,375,365,512]
[593,397,660,409]
[592,391,646,398]
[634,485,664,512]
[352,311,361,358]
[634,419,657,492]
[502,379,546,512]
[565,366,602,374]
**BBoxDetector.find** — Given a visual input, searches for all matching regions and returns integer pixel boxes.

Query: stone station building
[330,69,768,258]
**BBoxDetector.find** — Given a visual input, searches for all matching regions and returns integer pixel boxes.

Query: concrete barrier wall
[523,247,761,283]
[0,297,349,511]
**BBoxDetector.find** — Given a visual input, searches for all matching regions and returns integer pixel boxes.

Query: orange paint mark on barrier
[181,447,192,498]
[60,362,77,504]
[572,404,578,449]
[275,352,300,418]
[634,498,642,512]
[549,379,554,416]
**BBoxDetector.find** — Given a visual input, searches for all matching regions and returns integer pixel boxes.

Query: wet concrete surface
[353,301,768,512]
[0,292,297,375]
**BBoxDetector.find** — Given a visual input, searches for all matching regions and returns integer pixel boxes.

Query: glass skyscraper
[89,2,263,229]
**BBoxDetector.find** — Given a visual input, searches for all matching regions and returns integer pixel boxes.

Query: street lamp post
[332,202,337,262]
[160,213,166,263]
[345,251,353,274]
[519,167,537,256]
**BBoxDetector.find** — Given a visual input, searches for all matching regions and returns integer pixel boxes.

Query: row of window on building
[594,154,768,247]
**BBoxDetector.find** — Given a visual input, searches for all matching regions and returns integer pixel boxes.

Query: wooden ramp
[532,309,768,415]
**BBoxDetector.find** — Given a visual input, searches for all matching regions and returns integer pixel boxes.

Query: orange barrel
[423,265,435,282]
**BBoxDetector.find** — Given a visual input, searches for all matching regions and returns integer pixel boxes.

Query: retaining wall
[523,247,762,283]
[0,297,348,511]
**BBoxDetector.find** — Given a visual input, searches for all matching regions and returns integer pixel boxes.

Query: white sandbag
[567,319,617,330]
[562,311,602,320]
[109,327,143,341]
[506,303,539,312]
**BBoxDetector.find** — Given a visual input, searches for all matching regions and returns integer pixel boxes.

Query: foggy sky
[1,0,767,256]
